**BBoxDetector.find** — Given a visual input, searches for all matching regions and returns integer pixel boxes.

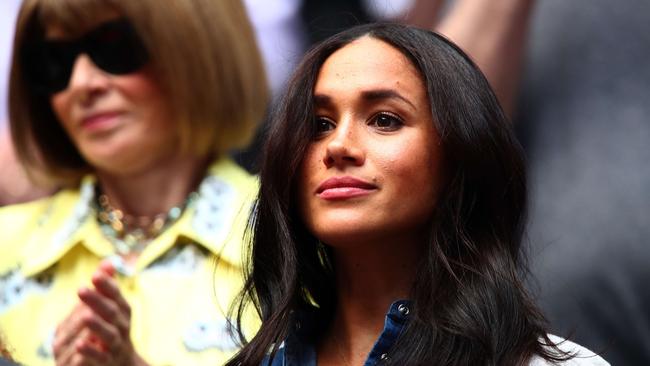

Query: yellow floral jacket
[0,158,258,366]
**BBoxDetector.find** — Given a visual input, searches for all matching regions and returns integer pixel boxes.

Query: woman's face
[298,37,444,247]
[48,17,178,175]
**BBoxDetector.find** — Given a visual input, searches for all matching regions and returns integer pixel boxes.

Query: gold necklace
[96,191,197,255]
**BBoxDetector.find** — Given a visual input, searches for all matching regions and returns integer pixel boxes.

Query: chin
[83,151,145,175]
[81,135,146,164]
[313,225,382,248]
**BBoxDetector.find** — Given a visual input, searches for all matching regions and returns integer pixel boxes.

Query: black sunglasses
[21,19,149,94]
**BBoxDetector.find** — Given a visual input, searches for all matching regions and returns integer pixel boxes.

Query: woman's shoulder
[260,347,286,366]
[204,157,259,209]
[529,334,610,366]
[208,157,258,188]
[0,194,53,219]
[0,188,80,258]
[0,188,80,226]
[0,195,52,248]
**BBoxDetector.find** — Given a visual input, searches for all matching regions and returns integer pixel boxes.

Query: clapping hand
[53,261,149,366]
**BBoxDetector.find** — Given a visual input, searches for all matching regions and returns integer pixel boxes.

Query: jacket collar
[20,159,253,277]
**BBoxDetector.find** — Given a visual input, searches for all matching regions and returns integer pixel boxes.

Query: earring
[316,240,332,270]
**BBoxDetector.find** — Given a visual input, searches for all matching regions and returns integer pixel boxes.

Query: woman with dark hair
[228,23,608,365]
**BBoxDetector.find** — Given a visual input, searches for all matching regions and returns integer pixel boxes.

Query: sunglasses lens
[22,41,76,93]
[88,21,148,75]
[21,19,148,94]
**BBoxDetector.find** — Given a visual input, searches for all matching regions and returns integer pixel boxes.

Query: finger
[54,303,86,337]
[53,305,91,358]
[76,336,110,364]
[55,343,77,366]
[70,351,99,366]
[86,332,108,353]
[90,272,131,316]
[80,309,122,351]
[78,287,130,337]
[57,312,111,362]
[98,259,116,277]
[55,328,91,366]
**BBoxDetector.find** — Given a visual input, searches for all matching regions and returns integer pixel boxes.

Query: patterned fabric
[0,158,258,366]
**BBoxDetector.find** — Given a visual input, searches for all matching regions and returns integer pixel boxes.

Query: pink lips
[81,111,123,132]
[316,176,378,200]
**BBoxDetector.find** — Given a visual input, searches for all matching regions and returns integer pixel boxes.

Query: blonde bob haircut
[9,0,268,186]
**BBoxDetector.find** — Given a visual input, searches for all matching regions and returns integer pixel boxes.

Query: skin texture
[298,36,443,249]
[297,37,443,365]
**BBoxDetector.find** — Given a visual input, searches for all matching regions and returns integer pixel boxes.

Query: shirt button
[398,303,410,316]
[380,353,390,362]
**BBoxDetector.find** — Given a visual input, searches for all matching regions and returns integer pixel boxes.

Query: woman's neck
[318,236,423,366]
[95,154,211,217]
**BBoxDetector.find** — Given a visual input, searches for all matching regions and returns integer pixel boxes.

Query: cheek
[121,74,160,100]
[122,82,155,107]
[377,139,436,181]
[297,145,325,224]
[118,71,170,123]
[381,135,443,216]
[298,147,319,199]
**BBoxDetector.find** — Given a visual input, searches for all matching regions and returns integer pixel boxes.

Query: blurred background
[1,0,648,364]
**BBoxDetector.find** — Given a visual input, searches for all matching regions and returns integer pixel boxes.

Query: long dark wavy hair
[229,23,570,366]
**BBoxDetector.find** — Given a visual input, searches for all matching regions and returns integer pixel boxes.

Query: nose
[62,54,109,101]
[323,119,365,168]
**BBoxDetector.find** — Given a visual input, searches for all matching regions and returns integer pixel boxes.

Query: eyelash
[314,117,335,136]
[368,112,404,131]
[314,112,404,138]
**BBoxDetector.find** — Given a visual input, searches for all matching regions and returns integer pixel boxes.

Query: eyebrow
[314,88,417,110]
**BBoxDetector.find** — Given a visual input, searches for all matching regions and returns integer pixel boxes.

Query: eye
[314,116,335,137]
[369,112,403,131]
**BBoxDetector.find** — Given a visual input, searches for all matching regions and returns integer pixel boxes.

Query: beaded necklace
[95,190,199,255]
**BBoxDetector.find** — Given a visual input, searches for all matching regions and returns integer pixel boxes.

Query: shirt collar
[281,300,412,366]
[21,177,100,277]
[20,159,254,277]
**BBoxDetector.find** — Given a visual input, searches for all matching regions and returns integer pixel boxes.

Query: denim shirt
[261,300,611,366]
[262,300,411,366]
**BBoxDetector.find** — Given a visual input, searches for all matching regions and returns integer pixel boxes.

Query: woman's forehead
[315,37,423,98]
